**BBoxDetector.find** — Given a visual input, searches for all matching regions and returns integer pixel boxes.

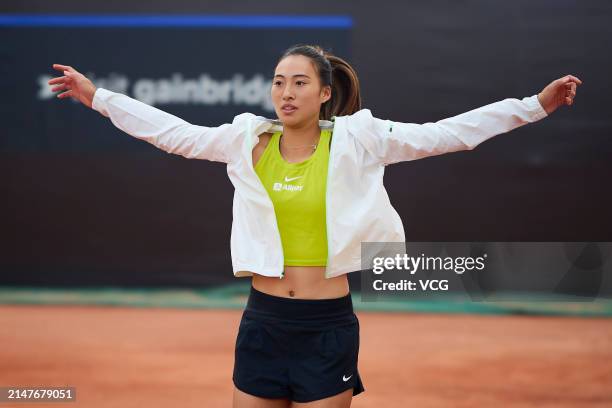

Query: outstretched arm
[48,64,249,164]
[351,74,582,166]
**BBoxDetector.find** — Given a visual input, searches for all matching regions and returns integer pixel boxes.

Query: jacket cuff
[91,87,114,117]
[525,94,548,122]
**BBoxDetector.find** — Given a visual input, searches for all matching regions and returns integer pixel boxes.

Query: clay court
[2,303,611,407]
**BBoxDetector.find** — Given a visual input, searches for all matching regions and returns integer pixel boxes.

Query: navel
[289,290,295,297]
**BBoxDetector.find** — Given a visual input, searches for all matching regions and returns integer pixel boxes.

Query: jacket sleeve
[350,94,548,166]
[92,87,251,164]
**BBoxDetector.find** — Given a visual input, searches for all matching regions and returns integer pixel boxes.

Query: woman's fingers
[562,79,578,106]
[565,82,576,105]
[570,75,582,85]
[561,74,582,85]
[48,75,68,85]
[50,64,78,89]
[49,64,95,105]
[57,89,73,99]
[51,83,69,92]
[52,64,75,73]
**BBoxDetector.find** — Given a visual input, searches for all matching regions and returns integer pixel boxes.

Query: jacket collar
[252,117,335,136]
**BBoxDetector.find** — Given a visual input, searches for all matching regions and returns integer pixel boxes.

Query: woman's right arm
[49,64,248,164]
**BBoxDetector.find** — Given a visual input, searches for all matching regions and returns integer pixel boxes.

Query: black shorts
[232,285,365,403]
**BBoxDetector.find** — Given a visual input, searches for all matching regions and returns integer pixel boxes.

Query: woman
[48,44,581,407]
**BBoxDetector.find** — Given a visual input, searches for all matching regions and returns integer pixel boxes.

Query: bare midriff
[251,266,349,299]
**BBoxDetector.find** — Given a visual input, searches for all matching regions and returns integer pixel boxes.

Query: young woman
[49,44,581,408]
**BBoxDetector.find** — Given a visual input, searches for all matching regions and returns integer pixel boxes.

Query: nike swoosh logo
[284,176,302,182]
[342,374,353,382]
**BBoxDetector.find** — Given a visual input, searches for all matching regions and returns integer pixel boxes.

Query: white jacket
[92,88,548,279]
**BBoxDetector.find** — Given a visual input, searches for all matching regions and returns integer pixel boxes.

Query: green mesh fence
[1,283,611,317]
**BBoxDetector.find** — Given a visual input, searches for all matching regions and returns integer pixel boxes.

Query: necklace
[280,137,319,152]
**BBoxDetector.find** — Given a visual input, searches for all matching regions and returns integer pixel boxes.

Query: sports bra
[254,129,332,266]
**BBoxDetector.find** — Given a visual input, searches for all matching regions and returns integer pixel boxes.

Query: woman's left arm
[355,74,582,166]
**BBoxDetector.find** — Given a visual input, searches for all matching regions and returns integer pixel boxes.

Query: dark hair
[276,44,362,120]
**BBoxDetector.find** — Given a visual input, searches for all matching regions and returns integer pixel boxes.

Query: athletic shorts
[232,285,365,403]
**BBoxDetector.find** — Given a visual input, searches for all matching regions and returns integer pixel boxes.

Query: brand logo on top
[273,175,304,192]
[284,176,302,182]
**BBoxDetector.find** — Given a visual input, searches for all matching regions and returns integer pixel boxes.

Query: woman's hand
[48,64,97,108]
[537,74,583,115]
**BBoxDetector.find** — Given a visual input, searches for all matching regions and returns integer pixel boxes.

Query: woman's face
[271,55,331,127]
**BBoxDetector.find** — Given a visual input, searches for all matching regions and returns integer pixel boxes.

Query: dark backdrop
[1,1,610,288]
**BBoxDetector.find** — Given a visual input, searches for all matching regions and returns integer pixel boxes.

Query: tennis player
[48,44,581,407]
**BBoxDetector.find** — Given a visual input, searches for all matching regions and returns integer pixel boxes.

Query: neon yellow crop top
[254,129,331,266]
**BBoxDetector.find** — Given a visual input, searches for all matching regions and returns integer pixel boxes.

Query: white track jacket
[92,88,548,279]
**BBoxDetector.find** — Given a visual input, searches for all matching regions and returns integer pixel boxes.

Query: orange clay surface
[1,305,611,407]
